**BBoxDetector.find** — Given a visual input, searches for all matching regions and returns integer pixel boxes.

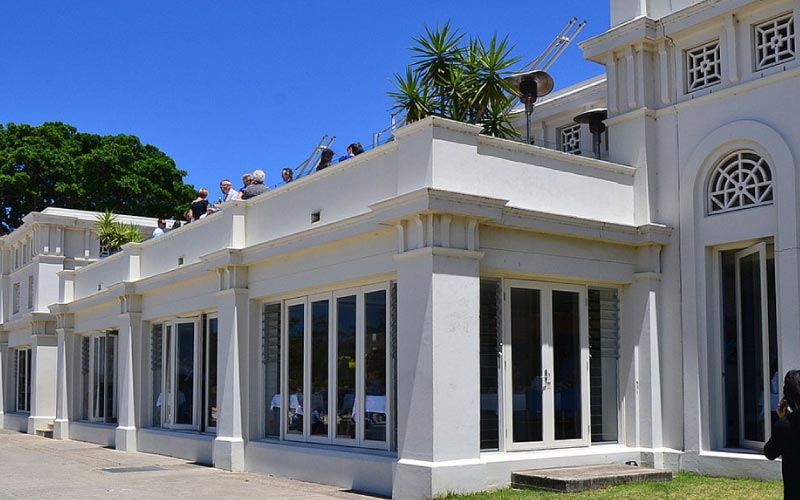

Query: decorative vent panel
[754,13,795,70]
[708,151,773,214]
[686,40,722,92]
[559,124,581,154]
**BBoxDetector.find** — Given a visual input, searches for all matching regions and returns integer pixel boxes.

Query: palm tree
[94,210,143,255]
[388,24,521,140]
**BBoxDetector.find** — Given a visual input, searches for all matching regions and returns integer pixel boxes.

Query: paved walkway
[0,429,381,499]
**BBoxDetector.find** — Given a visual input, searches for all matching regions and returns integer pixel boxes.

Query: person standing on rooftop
[338,142,364,163]
[241,169,269,199]
[317,148,334,172]
[219,179,239,202]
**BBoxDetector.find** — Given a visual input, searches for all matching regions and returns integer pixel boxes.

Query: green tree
[0,122,196,234]
[388,24,521,138]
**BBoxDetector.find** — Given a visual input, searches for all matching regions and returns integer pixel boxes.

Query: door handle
[543,369,551,388]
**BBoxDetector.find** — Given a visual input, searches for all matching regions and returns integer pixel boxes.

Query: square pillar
[393,246,484,499]
[28,334,57,434]
[53,327,73,439]
[116,298,143,451]
[213,280,249,472]
[0,341,6,421]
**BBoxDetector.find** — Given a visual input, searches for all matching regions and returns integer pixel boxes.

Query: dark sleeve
[764,418,790,460]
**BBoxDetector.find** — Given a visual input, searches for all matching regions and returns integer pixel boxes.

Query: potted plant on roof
[94,210,143,256]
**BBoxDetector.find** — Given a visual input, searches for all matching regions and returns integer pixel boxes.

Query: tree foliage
[388,23,521,138]
[0,122,196,234]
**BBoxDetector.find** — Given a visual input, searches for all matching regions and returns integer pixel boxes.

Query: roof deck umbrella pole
[505,70,555,144]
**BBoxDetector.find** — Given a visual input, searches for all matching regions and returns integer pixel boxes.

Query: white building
[1,0,798,498]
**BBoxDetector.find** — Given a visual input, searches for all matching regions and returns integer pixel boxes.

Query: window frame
[85,331,119,424]
[15,347,32,413]
[269,282,393,451]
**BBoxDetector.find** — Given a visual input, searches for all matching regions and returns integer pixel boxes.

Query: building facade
[1,0,798,498]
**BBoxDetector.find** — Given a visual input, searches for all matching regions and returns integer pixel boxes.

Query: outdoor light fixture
[506,70,554,144]
[573,108,608,158]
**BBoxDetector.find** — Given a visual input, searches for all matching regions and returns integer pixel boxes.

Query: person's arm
[765,417,789,460]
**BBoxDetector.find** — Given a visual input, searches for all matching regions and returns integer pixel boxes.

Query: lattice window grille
[27,276,34,310]
[754,13,795,70]
[12,283,20,314]
[559,124,581,154]
[686,40,722,92]
[708,151,774,214]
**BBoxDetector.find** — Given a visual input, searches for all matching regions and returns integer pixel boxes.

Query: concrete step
[35,429,54,439]
[511,464,673,493]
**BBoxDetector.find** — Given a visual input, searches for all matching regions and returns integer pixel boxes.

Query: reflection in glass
[311,300,329,436]
[164,325,173,424]
[553,291,581,440]
[151,324,163,427]
[739,252,765,443]
[337,295,357,440]
[364,290,387,442]
[263,304,281,437]
[511,288,543,443]
[93,336,106,419]
[287,304,305,435]
[207,318,218,429]
[176,323,195,425]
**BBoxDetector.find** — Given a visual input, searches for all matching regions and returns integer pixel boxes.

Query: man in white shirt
[219,179,239,203]
[152,219,166,238]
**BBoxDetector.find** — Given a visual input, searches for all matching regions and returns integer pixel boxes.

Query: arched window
[707,150,773,214]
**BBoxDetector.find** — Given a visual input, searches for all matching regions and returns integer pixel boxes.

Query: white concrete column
[213,272,249,472]
[116,300,142,451]
[53,327,73,439]
[621,270,665,461]
[0,341,6,420]
[28,334,57,434]
[392,246,484,500]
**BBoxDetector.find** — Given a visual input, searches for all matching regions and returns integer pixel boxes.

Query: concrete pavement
[0,429,382,499]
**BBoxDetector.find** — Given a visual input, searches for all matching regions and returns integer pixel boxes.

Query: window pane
[739,252,765,443]
[511,288,543,443]
[364,290,387,442]
[151,324,163,427]
[287,304,305,435]
[105,334,118,423]
[336,295,357,440]
[165,325,173,424]
[479,280,500,450]
[311,300,329,437]
[589,288,619,443]
[176,323,195,425]
[81,338,90,419]
[93,337,106,419]
[263,304,281,437]
[207,318,218,428]
[553,290,581,440]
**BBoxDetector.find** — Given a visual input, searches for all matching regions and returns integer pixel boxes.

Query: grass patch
[443,472,782,499]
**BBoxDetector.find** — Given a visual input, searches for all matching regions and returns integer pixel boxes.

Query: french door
[735,242,774,449]
[503,281,589,450]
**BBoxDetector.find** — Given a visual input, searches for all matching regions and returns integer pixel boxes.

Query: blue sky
[1,1,609,198]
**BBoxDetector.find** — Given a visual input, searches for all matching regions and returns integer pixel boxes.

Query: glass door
[735,243,772,448]
[504,281,589,450]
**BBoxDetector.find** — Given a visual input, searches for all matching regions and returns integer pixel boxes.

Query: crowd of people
[152,143,365,238]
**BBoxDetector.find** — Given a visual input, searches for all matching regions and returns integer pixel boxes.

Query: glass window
[175,322,195,426]
[15,348,32,413]
[86,332,118,423]
[364,290,387,444]
[265,284,391,449]
[336,295,357,440]
[588,288,620,444]
[479,280,500,451]
[205,316,218,430]
[310,300,330,438]
[263,303,281,437]
[286,303,305,437]
[151,324,163,427]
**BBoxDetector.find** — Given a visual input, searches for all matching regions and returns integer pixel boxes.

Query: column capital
[394,213,484,255]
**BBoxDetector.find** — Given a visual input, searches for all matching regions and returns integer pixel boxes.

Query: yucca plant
[94,210,142,255]
[388,24,521,140]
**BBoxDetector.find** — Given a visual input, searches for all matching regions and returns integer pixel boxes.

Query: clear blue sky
[1,1,609,197]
